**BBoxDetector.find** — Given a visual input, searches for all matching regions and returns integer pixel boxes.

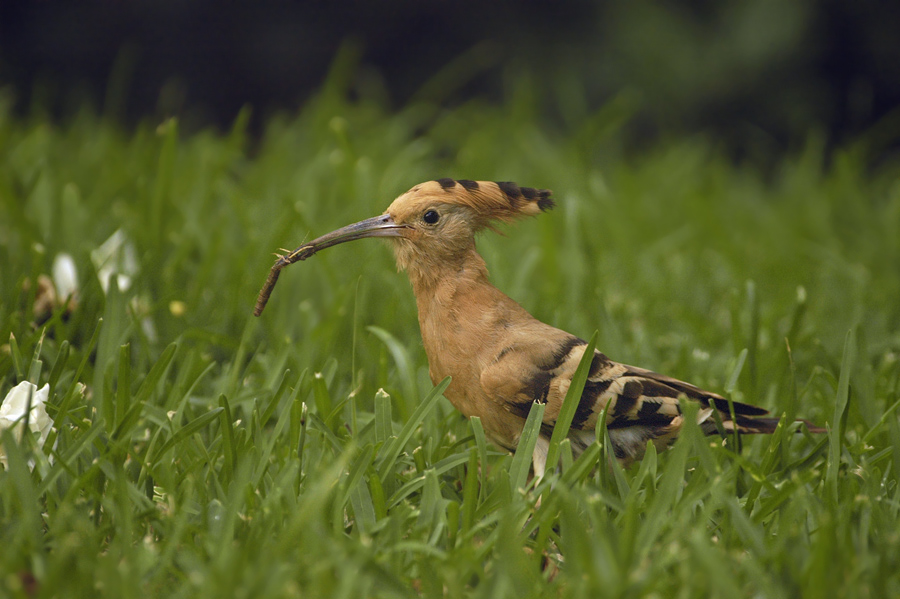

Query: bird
[254,178,823,478]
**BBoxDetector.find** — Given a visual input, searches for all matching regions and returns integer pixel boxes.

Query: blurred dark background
[2,0,899,158]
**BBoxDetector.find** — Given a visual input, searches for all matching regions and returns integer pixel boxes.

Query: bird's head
[383,179,554,273]
[279,178,553,268]
[254,179,554,313]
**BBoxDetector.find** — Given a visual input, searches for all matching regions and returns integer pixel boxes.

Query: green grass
[1,75,900,598]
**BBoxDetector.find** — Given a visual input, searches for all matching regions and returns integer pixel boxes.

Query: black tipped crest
[425,179,554,219]
[389,179,555,234]
[489,180,555,215]
[498,181,555,213]
[537,195,555,211]
[497,181,521,203]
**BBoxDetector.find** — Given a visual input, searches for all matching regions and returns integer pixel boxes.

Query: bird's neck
[406,247,493,317]
[404,247,535,395]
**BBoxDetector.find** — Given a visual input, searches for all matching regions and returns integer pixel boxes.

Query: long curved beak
[282,214,407,260]
[254,214,407,316]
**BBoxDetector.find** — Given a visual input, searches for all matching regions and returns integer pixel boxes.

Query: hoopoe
[255,179,822,477]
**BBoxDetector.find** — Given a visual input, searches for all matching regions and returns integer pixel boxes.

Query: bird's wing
[481,334,775,465]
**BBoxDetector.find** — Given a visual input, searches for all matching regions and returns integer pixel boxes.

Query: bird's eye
[423,209,440,225]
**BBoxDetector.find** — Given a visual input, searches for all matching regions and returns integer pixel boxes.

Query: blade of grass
[368,326,417,420]
[389,452,490,507]
[376,376,450,482]
[745,413,788,512]
[9,333,24,379]
[1,430,42,552]
[470,416,489,496]
[544,331,598,474]
[827,329,856,503]
[39,420,106,495]
[340,444,375,512]
[861,395,900,446]
[47,340,70,395]
[745,279,759,398]
[374,388,393,446]
[218,394,236,484]
[26,331,44,383]
[461,447,479,532]
[149,408,225,468]
[560,440,602,485]
[508,400,545,493]
[115,343,131,429]
[349,477,377,535]
[55,318,103,428]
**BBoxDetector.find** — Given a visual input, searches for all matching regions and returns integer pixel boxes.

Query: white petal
[91,229,138,294]
[52,253,79,300]
[0,381,39,416]
[0,382,54,468]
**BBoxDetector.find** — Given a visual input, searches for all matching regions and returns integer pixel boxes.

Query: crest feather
[391,179,554,227]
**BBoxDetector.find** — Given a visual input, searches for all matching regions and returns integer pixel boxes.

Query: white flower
[91,229,138,293]
[0,381,54,469]
[52,253,79,300]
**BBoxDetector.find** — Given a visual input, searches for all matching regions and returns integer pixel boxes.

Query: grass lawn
[1,79,899,598]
